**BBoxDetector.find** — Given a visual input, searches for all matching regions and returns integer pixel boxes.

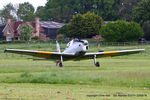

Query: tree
[39,0,74,22]
[36,0,124,22]
[132,0,150,24]
[100,20,144,42]
[49,6,74,23]
[68,12,103,38]
[0,3,16,24]
[0,2,36,22]
[35,6,48,21]
[20,23,33,41]
[118,0,142,21]
[17,2,35,21]
[94,0,123,21]
[142,21,150,40]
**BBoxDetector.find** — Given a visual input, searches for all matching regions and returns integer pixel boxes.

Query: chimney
[35,17,40,37]
[7,18,11,23]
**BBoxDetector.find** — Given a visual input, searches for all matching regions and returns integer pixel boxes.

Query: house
[2,17,65,41]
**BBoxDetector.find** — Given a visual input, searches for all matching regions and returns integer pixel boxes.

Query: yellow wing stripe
[104,51,118,55]
[37,51,53,55]
[36,51,53,58]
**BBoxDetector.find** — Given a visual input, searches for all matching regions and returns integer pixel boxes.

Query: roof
[9,21,23,33]
[3,21,44,33]
[40,21,65,29]
[3,21,64,34]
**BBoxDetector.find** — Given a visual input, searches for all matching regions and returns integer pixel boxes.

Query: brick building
[2,17,64,41]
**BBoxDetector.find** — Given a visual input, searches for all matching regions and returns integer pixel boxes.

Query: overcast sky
[0,0,47,10]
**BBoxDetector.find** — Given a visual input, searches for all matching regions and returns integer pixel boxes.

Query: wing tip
[4,48,14,53]
[4,48,8,53]
[136,49,145,51]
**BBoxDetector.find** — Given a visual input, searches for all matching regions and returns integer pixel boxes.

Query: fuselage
[63,40,89,56]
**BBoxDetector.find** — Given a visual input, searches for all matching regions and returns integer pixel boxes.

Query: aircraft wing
[4,49,75,60]
[4,49,145,61]
[84,49,145,58]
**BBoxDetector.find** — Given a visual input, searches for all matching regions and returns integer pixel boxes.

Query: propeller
[56,41,61,53]
[56,41,63,67]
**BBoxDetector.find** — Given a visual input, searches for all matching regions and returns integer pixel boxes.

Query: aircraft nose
[86,46,88,50]
[83,45,88,52]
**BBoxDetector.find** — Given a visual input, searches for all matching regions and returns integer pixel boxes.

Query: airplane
[4,39,145,67]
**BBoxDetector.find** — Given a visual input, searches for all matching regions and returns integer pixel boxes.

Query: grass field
[0,42,150,99]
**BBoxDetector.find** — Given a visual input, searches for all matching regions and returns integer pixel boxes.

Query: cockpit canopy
[81,40,88,45]
[67,39,88,48]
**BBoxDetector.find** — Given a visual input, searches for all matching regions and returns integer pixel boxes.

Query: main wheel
[95,62,100,67]
[59,62,63,67]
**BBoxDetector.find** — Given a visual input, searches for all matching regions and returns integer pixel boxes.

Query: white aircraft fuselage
[63,40,88,56]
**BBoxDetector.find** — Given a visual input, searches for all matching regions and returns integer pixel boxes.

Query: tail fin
[56,41,61,53]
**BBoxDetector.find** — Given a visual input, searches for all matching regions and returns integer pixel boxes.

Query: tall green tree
[68,12,103,38]
[94,0,123,21]
[17,2,35,21]
[39,0,74,22]
[36,0,123,22]
[118,0,142,21]
[100,20,144,42]
[20,23,33,41]
[35,6,48,21]
[132,0,150,24]
[49,6,73,22]
[0,3,16,24]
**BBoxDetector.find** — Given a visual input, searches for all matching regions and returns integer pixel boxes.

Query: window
[6,37,12,41]
[7,30,11,34]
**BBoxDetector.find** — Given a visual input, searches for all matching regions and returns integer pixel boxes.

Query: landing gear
[59,62,63,67]
[56,61,63,67]
[56,56,63,67]
[94,55,100,67]
[95,62,100,67]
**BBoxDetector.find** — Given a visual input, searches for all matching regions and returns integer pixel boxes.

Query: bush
[57,24,70,37]
[100,20,144,42]
[0,40,26,44]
